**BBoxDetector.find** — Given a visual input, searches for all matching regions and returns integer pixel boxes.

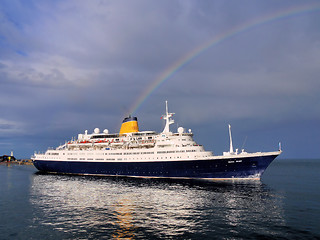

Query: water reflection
[112,197,136,239]
[30,174,286,239]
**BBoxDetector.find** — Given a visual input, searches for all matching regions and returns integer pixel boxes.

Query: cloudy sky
[1,0,320,159]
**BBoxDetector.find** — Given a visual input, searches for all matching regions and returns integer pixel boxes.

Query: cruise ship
[32,101,281,180]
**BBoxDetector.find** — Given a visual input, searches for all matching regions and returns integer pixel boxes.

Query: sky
[1,0,320,159]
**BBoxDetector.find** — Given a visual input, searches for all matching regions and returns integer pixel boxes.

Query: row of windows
[63,149,195,157]
[66,156,191,161]
[50,148,200,158]
[91,135,155,141]
[157,150,187,154]
[91,134,119,139]
[123,152,155,155]
[65,152,96,155]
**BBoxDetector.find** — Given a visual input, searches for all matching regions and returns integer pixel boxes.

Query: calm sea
[0,159,319,240]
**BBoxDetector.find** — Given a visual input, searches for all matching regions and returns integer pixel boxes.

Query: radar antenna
[162,101,175,133]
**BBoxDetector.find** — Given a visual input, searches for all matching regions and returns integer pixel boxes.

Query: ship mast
[162,101,175,133]
[228,124,234,154]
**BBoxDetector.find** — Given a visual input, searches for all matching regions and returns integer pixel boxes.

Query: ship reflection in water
[112,197,135,239]
[30,173,286,239]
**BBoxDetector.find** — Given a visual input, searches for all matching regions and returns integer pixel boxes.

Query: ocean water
[0,159,319,240]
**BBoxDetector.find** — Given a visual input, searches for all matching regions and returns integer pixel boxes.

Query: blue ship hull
[33,152,279,179]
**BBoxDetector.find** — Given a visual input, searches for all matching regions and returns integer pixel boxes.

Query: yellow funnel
[119,116,139,135]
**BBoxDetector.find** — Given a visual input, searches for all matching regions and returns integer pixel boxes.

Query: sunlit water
[0,159,319,239]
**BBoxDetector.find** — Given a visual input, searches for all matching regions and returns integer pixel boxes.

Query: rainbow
[127,3,320,116]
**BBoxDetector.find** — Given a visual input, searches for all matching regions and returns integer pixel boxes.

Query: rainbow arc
[127,3,320,117]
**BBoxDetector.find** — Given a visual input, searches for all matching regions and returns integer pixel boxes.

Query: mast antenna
[241,136,247,151]
[162,100,175,133]
[228,124,234,154]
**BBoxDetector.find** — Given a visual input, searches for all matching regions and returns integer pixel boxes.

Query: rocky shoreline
[0,159,33,165]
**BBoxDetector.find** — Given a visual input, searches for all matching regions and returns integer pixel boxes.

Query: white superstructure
[34,101,216,163]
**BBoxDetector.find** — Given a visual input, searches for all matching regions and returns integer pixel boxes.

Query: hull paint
[33,153,278,180]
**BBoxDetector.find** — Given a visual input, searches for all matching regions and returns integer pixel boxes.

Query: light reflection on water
[29,174,288,239]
